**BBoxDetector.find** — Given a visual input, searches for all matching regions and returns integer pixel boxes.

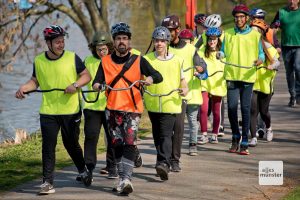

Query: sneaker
[170,161,181,172]
[197,134,208,145]
[257,128,265,139]
[188,143,198,156]
[107,169,118,179]
[266,128,273,142]
[239,145,250,155]
[229,137,240,153]
[119,179,134,195]
[112,179,122,192]
[209,134,218,144]
[39,182,55,195]
[249,137,257,147]
[134,152,143,168]
[156,163,169,180]
[288,97,295,107]
[218,126,225,137]
[76,174,82,182]
[80,169,93,187]
[100,166,109,174]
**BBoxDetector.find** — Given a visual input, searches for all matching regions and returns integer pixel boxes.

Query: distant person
[271,0,300,107]
[179,29,194,44]
[15,25,92,194]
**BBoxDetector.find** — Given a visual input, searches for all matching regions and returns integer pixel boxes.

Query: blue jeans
[282,46,300,99]
[186,104,200,145]
[227,81,253,145]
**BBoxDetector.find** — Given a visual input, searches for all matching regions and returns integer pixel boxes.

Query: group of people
[15,0,299,196]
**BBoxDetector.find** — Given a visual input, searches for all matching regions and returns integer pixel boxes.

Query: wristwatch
[72,82,79,89]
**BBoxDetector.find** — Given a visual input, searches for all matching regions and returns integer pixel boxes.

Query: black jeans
[250,91,273,138]
[40,112,85,184]
[83,109,114,171]
[227,81,253,144]
[171,100,187,163]
[148,112,176,166]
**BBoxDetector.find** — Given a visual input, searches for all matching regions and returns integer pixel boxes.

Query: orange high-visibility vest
[102,55,144,113]
[266,28,274,46]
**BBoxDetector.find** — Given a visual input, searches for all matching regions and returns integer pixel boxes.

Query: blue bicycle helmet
[111,22,131,39]
[205,27,222,37]
[249,8,266,19]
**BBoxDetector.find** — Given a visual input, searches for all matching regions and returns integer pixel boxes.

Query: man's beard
[116,44,128,55]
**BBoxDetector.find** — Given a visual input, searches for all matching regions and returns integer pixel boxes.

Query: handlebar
[220,60,278,71]
[103,80,148,91]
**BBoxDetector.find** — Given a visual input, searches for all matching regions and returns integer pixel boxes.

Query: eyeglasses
[234,15,246,19]
[96,47,108,53]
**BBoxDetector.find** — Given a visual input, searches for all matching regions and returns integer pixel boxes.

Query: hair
[88,42,114,58]
[253,26,273,64]
[204,38,222,58]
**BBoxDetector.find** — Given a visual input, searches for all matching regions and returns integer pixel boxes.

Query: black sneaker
[257,128,265,139]
[134,148,143,168]
[80,169,93,187]
[288,97,296,107]
[156,163,169,181]
[76,174,82,182]
[229,137,240,153]
[170,161,181,172]
[39,182,55,195]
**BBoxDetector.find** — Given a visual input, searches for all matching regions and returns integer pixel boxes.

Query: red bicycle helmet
[179,29,194,40]
[43,25,67,40]
[232,4,250,16]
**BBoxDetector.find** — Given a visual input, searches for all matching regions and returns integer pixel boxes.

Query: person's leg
[239,82,253,154]
[186,104,200,155]
[258,92,273,141]
[250,92,259,138]
[199,92,209,134]
[40,114,60,186]
[227,81,240,136]
[83,109,101,172]
[218,97,225,136]
[210,95,222,143]
[171,100,187,169]
[282,46,296,106]
[294,48,300,103]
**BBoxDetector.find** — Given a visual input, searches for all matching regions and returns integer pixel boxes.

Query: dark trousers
[250,91,273,138]
[148,112,176,166]
[171,100,187,162]
[83,109,114,171]
[227,81,253,144]
[40,112,85,184]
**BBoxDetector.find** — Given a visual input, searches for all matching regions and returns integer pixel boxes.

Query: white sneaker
[119,178,134,195]
[266,128,273,142]
[39,182,55,194]
[249,137,257,147]
[209,134,218,144]
[197,134,208,145]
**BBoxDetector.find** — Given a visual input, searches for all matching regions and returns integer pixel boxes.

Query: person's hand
[276,48,281,54]
[15,85,27,99]
[216,51,224,60]
[254,59,263,66]
[179,87,188,97]
[65,84,77,94]
[267,65,274,70]
[144,76,153,86]
[195,66,203,73]
[93,83,102,91]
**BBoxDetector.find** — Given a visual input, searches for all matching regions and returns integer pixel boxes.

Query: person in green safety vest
[15,25,92,194]
[144,26,188,181]
[217,4,265,155]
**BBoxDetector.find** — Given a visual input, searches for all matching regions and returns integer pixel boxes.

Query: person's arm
[179,78,189,97]
[65,54,91,94]
[15,76,39,99]
[270,11,280,28]
[140,56,163,85]
[254,40,265,66]
[92,62,105,91]
[194,51,207,74]
[267,56,280,70]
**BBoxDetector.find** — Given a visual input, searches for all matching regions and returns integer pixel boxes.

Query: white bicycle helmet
[204,14,222,28]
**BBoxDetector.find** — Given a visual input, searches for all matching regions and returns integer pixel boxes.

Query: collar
[234,25,251,34]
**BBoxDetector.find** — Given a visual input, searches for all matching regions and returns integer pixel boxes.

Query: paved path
[1,66,299,200]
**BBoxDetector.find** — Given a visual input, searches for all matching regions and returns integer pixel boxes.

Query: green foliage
[282,186,300,200]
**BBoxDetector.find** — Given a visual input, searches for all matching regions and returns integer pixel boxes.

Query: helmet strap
[48,39,59,57]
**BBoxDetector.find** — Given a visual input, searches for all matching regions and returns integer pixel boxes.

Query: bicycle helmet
[152,26,171,42]
[43,25,67,40]
[232,4,250,16]
[250,19,269,33]
[206,27,222,37]
[194,13,207,26]
[249,8,266,19]
[91,31,111,46]
[161,15,181,29]
[111,22,131,39]
[179,29,194,40]
[204,14,222,28]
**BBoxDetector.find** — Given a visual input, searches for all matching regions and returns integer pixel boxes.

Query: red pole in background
[185,0,197,30]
